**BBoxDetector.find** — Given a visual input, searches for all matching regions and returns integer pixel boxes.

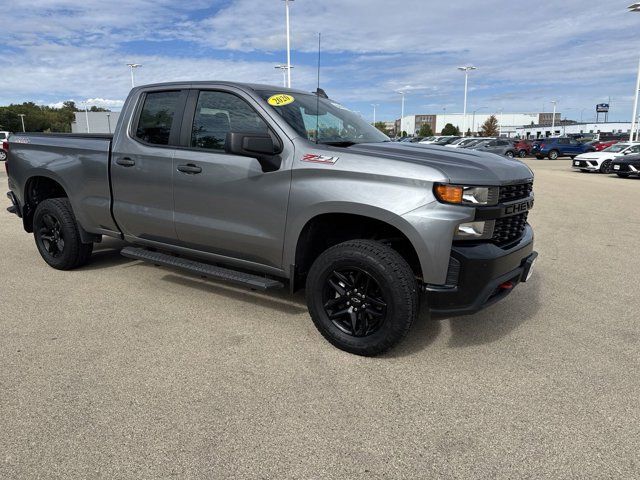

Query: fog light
[454,220,494,240]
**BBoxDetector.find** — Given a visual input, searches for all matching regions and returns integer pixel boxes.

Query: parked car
[0,131,10,161]
[572,142,640,173]
[611,152,640,178]
[445,137,479,148]
[430,136,461,146]
[461,138,493,149]
[585,140,619,151]
[531,137,596,160]
[5,81,537,356]
[470,138,518,158]
[420,135,457,144]
[513,139,532,158]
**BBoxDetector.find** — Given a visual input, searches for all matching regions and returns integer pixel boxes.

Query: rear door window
[135,91,181,145]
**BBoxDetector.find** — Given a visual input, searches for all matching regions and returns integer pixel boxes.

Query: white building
[71,111,120,134]
[515,122,635,139]
[397,112,560,137]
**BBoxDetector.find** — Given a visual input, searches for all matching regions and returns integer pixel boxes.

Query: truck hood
[346,142,533,185]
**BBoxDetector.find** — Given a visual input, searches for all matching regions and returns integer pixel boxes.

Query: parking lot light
[282,0,295,88]
[551,100,558,132]
[630,4,640,140]
[371,104,379,124]
[396,91,406,136]
[628,2,640,11]
[458,66,477,136]
[126,63,142,88]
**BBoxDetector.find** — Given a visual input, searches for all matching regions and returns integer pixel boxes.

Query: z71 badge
[301,154,339,165]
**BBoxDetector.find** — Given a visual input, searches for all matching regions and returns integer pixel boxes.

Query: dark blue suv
[532,137,595,160]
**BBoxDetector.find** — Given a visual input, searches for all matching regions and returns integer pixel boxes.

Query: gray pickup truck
[5,81,537,355]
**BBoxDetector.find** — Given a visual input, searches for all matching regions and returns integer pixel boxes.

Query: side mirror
[225,132,283,172]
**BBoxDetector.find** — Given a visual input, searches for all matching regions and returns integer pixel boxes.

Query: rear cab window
[135,91,182,145]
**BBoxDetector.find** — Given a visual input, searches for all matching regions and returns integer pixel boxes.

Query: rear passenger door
[171,88,292,269]
[111,89,187,243]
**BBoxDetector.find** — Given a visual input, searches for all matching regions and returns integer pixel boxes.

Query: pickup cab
[5,81,537,356]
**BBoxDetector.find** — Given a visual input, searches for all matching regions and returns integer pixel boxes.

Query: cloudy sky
[2,0,640,122]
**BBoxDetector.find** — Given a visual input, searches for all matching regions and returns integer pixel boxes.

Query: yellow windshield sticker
[268,94,295,106]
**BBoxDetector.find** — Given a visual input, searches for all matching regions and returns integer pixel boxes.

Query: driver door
[171,89,292,269]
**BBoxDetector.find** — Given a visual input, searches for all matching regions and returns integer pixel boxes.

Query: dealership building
[515,121,636,139]
[394,112,561,137]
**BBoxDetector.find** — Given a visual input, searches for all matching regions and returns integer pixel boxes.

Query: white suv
[572,142,640,173]
[0,131,10,161]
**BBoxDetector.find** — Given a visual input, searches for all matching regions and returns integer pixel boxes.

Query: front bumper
[426,225,536,317]
[572,159,599,171]
[612,163,640,175]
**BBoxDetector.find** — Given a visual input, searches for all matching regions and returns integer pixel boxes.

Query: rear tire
[548,150,559,160]
[505,150,515,158]
[600,159,612,174]
[33,198,93,270]
[305,240,418,356]
[518,149,527,158]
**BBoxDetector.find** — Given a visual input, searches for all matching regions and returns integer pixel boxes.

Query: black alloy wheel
[600,159,613,174]
[322,267,387,337]
[37,213,65,257]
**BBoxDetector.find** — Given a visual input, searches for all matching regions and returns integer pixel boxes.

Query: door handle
[116,157,135,167]
[177,164,202,174]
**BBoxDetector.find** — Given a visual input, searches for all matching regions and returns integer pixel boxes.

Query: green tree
[441,123,460,135]
[418,123,433,137]
[373,121,389,136]
[480,115,500,136]
[0,101,109,133]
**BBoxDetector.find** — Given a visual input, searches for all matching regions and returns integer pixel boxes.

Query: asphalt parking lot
[1,160,638,479]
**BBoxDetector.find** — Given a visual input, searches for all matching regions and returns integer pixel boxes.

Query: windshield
[603,143,628,153]
[258,91,389,145]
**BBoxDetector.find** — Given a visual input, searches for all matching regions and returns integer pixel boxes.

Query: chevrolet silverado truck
[5,82,537,356]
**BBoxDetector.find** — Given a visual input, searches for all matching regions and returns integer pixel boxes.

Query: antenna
[315,32,321,144]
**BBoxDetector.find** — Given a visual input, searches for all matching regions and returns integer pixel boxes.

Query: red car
[513,139,532,158]
[592,140,618,151]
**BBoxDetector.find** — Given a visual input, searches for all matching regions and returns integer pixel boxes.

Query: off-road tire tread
[306,239,418,356]
[34,198,93,270]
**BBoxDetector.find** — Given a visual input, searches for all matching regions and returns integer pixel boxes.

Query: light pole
[471,107,487,135]
[442,107,446,134]
[83,102,91,133]
[274,65,293,87]
[498,108,504,136]
[282,0,294,88]
[396,91,406,137]
[630,4,640,140]
[371,104,379,124]
[18,114,26,132]
[127,63,142,88]
[458,66,477,136]
[106,113,112,134]
[551,100,558,132]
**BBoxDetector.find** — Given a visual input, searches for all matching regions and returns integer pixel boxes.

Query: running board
[121,246,284,290]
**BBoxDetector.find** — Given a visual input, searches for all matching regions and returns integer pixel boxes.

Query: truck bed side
[8,133,119,236]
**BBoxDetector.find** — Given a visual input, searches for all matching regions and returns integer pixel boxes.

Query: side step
[121,246,284,291]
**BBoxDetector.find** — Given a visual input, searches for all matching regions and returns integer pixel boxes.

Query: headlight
[434,184,498,205]
[454,220,495,240]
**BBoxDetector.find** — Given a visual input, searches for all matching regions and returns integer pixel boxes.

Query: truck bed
[8,132,119,236]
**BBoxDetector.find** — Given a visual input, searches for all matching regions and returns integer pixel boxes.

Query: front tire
[617,173,630,178]
[518,149,527,158]
[600,159,612,174]
[505,150,515,158]
[305,240,418,356]
[548,150,559,160]
[33,198,93,270]
[0,149,6,161]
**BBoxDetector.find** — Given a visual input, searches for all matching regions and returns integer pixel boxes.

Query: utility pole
[127,63,142,88]
[371,104,379,125]
[18,114,26,132]
[457,66,477,136]
[282,0,294,88]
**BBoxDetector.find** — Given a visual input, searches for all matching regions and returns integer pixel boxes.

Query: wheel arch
[22,174,70,232]
[284,204,427,291]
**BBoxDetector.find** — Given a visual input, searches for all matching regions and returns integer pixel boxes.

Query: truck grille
[493,212,528,245]
[499,182,533,203]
